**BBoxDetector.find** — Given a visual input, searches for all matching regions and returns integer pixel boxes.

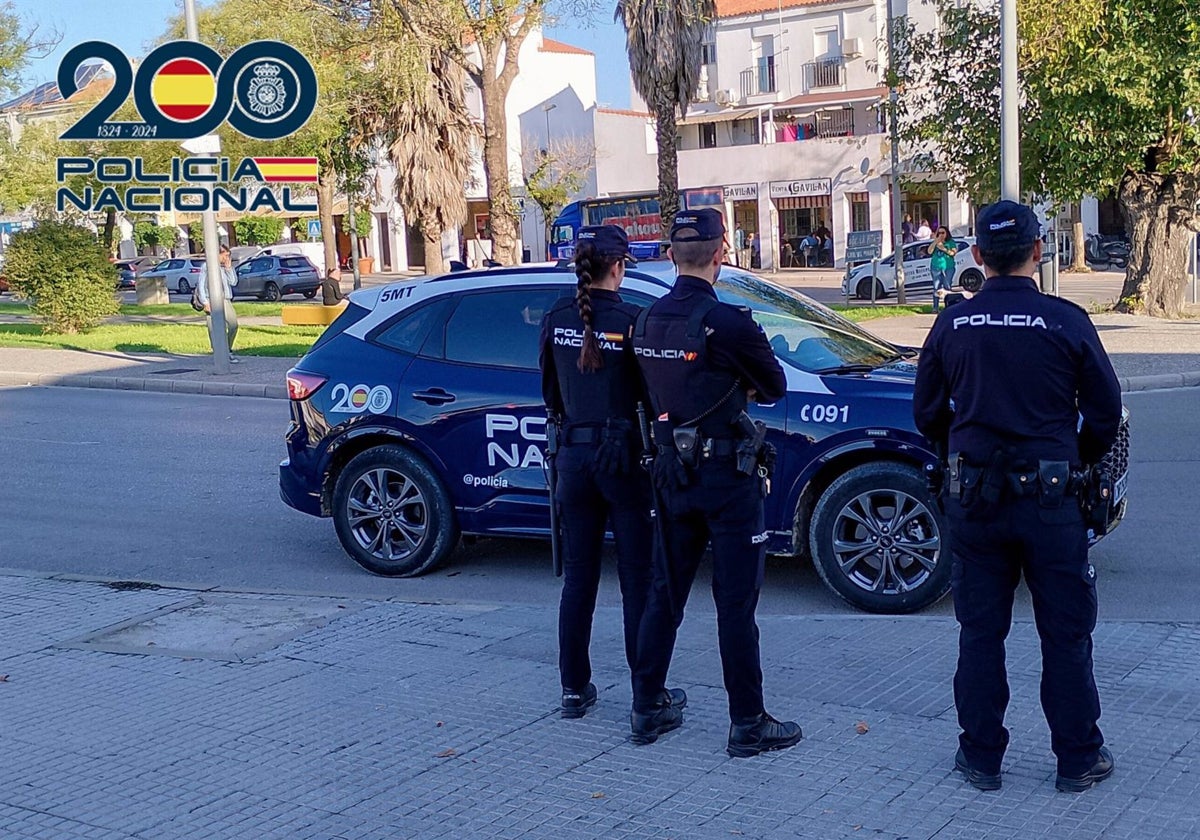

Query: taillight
[190,267,201,273]
[286,369,327,401]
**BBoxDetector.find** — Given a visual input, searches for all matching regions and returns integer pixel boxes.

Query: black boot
[561,683,597,719]
[1056,746,1115,793]
[955,748,1002,791]
[726,712,803,758]
[630,691,685,745]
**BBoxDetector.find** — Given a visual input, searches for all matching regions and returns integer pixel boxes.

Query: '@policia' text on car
[278,261,1129,614]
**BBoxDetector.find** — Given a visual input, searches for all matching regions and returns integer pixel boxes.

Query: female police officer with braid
[539,225,684,720]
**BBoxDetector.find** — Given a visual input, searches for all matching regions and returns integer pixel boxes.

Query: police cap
[976,200,1040,250]
[669,208,725,243]
[576,225,638,264]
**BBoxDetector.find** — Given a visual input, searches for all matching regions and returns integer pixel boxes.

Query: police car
[844,237,983,300]
[278,263,1124,614]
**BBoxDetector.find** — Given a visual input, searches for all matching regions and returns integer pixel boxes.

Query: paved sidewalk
[0,572,1196,839]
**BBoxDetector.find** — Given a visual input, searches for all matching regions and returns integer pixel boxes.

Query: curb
[5,367,1200,400]
[0,369,288,399]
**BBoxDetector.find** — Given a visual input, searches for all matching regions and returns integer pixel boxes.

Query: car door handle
[411,388,456,406]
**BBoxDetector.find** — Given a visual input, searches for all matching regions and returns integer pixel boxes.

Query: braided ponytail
[575,241,605,373]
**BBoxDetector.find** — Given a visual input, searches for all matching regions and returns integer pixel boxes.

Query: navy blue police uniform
[539,225,653,718]
[913,201,1123,792]
[629,209,802,756]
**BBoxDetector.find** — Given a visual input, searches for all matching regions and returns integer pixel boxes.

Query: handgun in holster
[731,411,768,478]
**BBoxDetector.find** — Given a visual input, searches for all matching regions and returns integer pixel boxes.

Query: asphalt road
[0,385,1193,620]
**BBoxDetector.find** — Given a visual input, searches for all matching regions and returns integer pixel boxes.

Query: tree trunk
[422,220,445,275]
[317,166,338,273]
[654,97,680,227]
[1117,171,1198,318]
[480,73,519,266]
[102,208,116,253]
[1069,202,1090,272]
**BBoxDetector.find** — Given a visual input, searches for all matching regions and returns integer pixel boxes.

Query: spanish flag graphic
[600,332,624,343]
[150,59,216,122]
[251,157,320,183]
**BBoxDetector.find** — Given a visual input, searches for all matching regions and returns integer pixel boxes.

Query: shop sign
[769,178,832,199]
[723,182,758,201]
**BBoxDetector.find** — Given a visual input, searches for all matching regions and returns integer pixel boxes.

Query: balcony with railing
[739,55,777,99]
[804,57,845,90]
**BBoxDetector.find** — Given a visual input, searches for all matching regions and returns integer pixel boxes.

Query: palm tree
[616,0,715,222]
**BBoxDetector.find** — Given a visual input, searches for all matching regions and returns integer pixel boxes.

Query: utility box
[136,275,169,305]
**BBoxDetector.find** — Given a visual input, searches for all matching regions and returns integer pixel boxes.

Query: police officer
[629,208,803,757]
[539,225,680,719]
[913,201,1123,793]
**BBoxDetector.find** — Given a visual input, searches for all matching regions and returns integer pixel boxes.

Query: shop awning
[775,195,831,210]
[775,85,888,112]
[679,107,762,125]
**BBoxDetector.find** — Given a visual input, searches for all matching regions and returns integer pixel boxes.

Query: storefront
[723,182,760,268]
[770,178,833,267]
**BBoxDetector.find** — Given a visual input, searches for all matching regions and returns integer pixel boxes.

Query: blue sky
[12,0,634,108]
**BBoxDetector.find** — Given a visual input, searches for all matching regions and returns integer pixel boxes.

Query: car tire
[960,268,984,289]
[332,445,458,577]
[177,278,191,295]
[855,277,886,301]
[809,462,951,614]
[302,289,317,299]
[264,282,281,302]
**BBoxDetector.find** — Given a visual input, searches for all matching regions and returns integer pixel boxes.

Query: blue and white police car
[278,262,1125,614]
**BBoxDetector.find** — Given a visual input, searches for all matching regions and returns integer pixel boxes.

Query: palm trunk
[318,167,338,273]
[654,96,680,226]
[1069,202,1089,272]
[421,220,445,275]
[1117,171,1198,318]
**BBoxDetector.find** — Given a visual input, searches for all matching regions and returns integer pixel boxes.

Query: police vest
[545,296,642,427]
[633,296,746,436]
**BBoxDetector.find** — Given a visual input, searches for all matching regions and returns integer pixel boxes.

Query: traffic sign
[307,219,321,239]
[845,230,883,263]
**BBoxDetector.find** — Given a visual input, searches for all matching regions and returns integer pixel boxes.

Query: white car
[139,256,207,295]
[843,237,983,300]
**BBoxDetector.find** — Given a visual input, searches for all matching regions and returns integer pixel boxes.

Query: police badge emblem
[247,62,287,118]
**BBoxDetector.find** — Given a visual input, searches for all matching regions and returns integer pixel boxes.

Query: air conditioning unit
[842,37,863,58]
[714,88,736,106]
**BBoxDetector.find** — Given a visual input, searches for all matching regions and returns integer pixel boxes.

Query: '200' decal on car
[329,383,393,414]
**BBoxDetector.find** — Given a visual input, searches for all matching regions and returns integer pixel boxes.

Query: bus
[548,188,725,261]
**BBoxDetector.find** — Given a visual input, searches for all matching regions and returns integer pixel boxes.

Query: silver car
[139,257,206,295]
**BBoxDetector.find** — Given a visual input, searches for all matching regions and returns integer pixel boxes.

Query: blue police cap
[669,208,725,242]
[976,201,1040,250]
[576,225,637,264]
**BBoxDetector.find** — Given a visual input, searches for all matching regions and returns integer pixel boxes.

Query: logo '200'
[58,40,318,142]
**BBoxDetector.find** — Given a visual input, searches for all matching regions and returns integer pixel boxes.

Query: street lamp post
[885,0,906,304]
[347,196,362,291]
[183,0,229,374]
[541,103,557,259]
[1000,0,1020,201]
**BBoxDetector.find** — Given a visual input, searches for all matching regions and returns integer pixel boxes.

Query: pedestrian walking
[629,208,803,757]
[539,225,672,720]
[927,226,958,313]
[902,213,915,244]
[916,218,933,240]
[734,224,746,268]
[198,244,239,362]
[321,267,345,306]
[913,200,1123,793]
[748,232,760,268]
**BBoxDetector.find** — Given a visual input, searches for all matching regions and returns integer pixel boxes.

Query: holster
[672,426,700,469]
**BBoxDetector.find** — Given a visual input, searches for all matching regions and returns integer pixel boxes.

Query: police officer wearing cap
[539,225,682,720]
[913,200,1123,793]
[628,208,803,757]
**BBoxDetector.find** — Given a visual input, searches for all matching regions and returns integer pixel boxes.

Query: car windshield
[713,269,900,373]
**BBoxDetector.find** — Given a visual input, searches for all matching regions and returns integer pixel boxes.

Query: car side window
[250,258,272,273]
[372,298,454,356]
[443,288,563,369]
[161,260,181,271]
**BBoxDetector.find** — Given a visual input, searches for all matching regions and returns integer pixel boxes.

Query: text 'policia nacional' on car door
[278,263,1121,613]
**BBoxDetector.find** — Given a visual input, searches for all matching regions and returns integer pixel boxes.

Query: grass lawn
[831,304,931,322]
[0,322,323,357]
[0,301,284,317]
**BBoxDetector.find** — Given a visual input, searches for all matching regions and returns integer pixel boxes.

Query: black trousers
[947,495,1104,776]
[555,444,653,692]
[632,462,766,722]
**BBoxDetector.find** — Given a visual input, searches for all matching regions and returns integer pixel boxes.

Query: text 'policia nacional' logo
[54,41,321,214]
[58,40,318,141]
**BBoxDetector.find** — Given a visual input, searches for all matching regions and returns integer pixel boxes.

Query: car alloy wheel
[178,278,191,295]
[264,282,281,302]
[347,467,428,562]
[831,489,939,595]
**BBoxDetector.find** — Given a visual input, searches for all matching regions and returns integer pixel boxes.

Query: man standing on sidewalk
[198,244,239,362]
[913,200,1122,793]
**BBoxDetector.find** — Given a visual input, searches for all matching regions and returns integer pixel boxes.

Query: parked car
[139,257,206,295]
[258,242,327,275]
[844,236,983,300]
[233,254,321,301]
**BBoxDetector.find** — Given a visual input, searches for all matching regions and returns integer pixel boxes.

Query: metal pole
[347,196,362,291]
[1000,0,1020,201]
[885,0,906,304]
[184,0,229,374]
